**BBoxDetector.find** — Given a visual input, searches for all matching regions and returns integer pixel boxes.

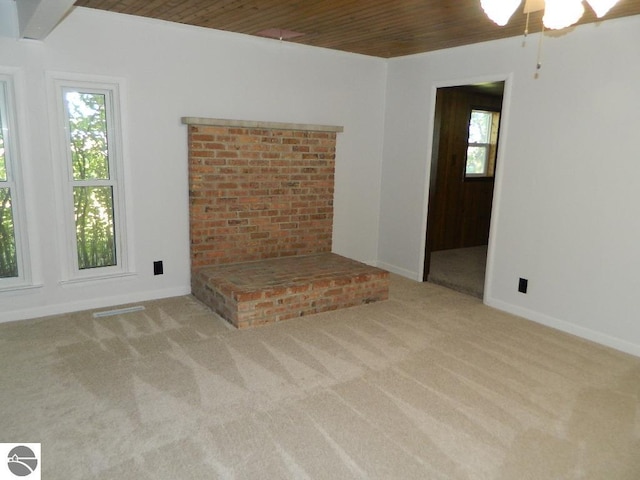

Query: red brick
[188,125,336,267]
[235,290,263,302]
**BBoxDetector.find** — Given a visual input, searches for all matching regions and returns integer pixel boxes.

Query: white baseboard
[0,286,192,324]
[486,298,640,358]
[375,261,420,281]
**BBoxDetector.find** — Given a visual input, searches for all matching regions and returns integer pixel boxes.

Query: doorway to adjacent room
[423,81,505,298]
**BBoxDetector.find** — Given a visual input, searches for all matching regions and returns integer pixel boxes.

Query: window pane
[74,186,116,269]
[65,92,110,181]
[466,146,488,175]
[0,109,6,182]
[468,110,492,144]
[0,187,18,278]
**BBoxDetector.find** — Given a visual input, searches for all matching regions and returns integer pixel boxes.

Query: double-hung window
[52,77,128,280]
[465,108,500,179]
[0,74,29,288]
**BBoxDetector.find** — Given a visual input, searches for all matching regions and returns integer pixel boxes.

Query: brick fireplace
[183,117,389,328]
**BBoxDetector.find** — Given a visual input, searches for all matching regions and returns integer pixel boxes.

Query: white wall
[379,15,640,356]
[0,5,387,321]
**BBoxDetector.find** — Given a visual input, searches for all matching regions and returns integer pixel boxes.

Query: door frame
[418,73,514,302]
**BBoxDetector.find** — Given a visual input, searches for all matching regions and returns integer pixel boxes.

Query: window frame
[50,75,130,282]
[464,107,500,181]
[0,72,31,290]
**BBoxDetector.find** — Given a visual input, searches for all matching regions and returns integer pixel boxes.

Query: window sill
[0,283,44,295]
[60,271,138,288]
[464,176,495,182]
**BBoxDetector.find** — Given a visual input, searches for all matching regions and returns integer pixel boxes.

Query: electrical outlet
[154,261,164,275]
[518,277,528,294]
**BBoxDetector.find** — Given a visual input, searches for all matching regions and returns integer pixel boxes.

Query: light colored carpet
[1,275,639,479]
[429,246,488,298]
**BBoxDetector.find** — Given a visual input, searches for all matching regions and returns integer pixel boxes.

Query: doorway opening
[423,81,505,298]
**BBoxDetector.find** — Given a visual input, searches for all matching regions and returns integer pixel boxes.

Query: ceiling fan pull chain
[535,25,545,77]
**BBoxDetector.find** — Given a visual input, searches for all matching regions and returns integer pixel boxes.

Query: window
[53,78,128,280]
[0,75,29,287]
[465,109,500,178]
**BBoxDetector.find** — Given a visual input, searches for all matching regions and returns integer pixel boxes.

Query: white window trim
[47,72,132,283]
[0,70,33,291]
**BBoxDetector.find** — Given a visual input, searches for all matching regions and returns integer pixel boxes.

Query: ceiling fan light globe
[586,0,620,17]
[481,0,522,26]
[543,0,585,29]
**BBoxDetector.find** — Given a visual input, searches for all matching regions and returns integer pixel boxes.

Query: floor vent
[92,306,145,318]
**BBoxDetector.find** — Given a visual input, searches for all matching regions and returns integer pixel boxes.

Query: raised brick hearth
[183,117,389,328]
[192,253,389,329]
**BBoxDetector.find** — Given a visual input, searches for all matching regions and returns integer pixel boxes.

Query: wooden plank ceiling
[73,0,640,58]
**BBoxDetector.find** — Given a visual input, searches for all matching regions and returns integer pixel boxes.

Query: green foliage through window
[73,186,116,269]
[0,81,19,279]
[0,115,6,181]
[66,92,110,180]
[0,187,17,278]
[64,90,117,270]
[466,146,489,175]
